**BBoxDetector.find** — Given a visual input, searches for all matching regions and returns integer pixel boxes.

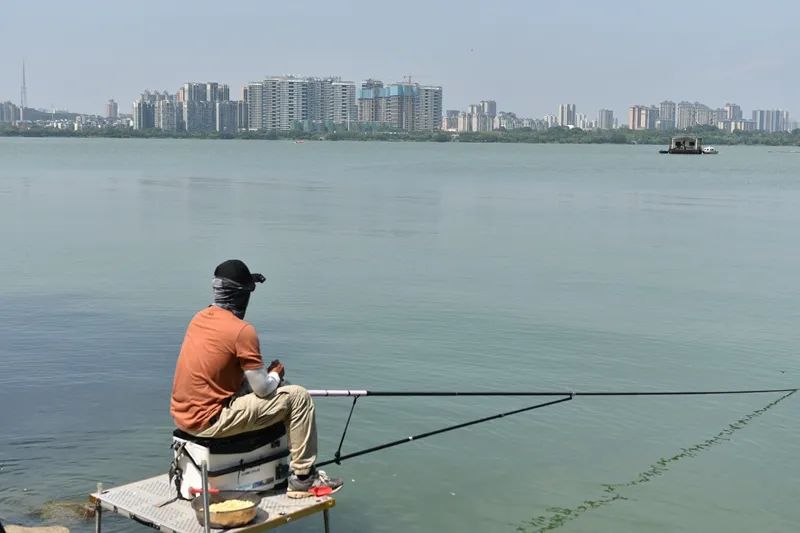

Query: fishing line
[517,389,797,532]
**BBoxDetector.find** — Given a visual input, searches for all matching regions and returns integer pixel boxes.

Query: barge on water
[659,135,711,154]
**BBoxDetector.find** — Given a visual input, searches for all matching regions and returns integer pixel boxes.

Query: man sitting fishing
[170,259,342,498]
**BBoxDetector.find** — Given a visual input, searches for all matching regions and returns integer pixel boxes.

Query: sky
[1,0,797,120]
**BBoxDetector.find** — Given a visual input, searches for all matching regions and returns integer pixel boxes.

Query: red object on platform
[308,486,333,497]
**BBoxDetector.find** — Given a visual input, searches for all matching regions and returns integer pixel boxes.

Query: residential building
[644,106,659,129]
[628,105,659,130]
[236,100,248,131]
[215,101,238,133]
[106,99,119,119]
[0,101,20,123]
[480,100,497,119]
[628,105,644,129]
[694,104,714,126]
[557,104,576,127]
[245,76,357,131]
[457,111,471,132]
[356,80,441,131]
[154,99,180,132]
[471,111,492,132]
[330,81,357,126]
[183,100,215,132]
[676,101,695,129]
[598,109,614,130]
[133,100,155,130]
[724,103,742,121]
[752,109,790,132]
[493,112,518,130]
[415,86,443,131]
[132,90,170,130]
[177,82,206,102]
[245,82,264,131]
[238,86,249,131]
[658,101,676,129]
[357,79,384,123]
[718,119,755,132]
[382,83,416,131]
[442,109,459,131]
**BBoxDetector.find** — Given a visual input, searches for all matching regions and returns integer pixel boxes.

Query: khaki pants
[195,385,317,475]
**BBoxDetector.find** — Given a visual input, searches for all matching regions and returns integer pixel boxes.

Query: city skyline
[2,66,794,132]
[1,0,796,119]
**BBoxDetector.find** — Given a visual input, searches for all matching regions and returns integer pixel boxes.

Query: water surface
[1,139,798,532]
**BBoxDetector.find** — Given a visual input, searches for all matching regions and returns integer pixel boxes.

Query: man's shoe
[287,470,343,499]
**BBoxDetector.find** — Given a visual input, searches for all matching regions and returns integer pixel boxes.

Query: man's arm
[237,324,284,398]
[244,367,282,398]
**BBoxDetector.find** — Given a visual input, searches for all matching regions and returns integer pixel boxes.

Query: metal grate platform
[90,474,335,533]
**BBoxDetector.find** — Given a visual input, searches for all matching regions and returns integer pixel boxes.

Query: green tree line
[1,124,799,146]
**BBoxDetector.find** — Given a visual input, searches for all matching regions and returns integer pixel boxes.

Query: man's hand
[268,359,285,379]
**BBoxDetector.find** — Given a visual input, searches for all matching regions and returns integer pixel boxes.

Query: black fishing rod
[311,387,797,467]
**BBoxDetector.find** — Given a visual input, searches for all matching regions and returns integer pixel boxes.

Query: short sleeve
[236,323,265,371]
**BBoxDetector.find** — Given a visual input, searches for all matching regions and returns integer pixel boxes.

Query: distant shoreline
[1,126,799,146]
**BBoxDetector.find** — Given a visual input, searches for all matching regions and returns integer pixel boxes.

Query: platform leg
[95,483,103,533]
[323,508,330,533]
[201,461,211,533]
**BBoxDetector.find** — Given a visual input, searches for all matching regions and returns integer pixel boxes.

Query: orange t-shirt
[170,306,264,433]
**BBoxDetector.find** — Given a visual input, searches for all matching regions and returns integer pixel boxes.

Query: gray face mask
[212,277,252,319]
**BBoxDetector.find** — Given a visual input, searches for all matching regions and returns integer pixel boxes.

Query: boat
[661,136,703,154]
[702,146,719,154]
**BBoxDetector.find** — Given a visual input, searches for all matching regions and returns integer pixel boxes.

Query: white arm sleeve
[244,368,282,398]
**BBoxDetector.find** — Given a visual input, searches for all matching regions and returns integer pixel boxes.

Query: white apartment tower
[558,104,576,127]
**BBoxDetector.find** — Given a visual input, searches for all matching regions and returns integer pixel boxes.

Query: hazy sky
[1,0,796,119]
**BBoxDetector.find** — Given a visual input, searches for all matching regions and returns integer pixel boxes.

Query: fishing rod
[309,387,798,397]
[311,387,797,467]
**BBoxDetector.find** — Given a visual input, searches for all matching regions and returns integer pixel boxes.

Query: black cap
[214,259,266,291]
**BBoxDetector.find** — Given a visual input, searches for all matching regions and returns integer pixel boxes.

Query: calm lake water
[1,138,798,533]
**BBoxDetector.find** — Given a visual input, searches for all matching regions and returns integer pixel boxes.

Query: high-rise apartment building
[245,82,264,131]
[182,100,215,132]
[330,81,357,126]
[752,109,790,132]
[0,101,20,123]
[658,100,676,129]
[154,99,180,132]
[356,80,442,131]
[442,109,459,131]
[471,112,492,132]
[133,100,155,130]
[106,99,119,119]
[557,104,576,127]
[215,101,238,133]
[628,105,644,129]
[694,104,714,126]
[246,76,357,131]
[480,100,497,119]
[175,82,229,103]
[628,105,659,129]
[415,86,443,131]
[724,103,742,121]
[382,83,416,131]
[598,109,614,130]
[357,79,384,123]
[457,111,471,132]
[676,101,695,130]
